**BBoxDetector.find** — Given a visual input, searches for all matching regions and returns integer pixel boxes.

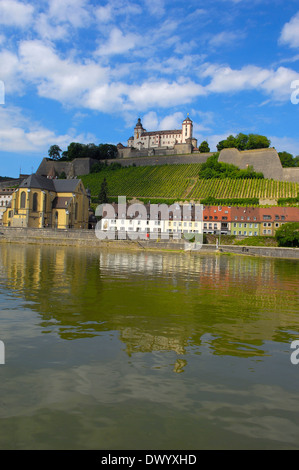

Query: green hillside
[80,163,299,204]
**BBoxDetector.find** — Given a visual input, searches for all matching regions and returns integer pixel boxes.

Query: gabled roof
[19,174,56,191]
[19,174,82,193]
[53,179,81,192]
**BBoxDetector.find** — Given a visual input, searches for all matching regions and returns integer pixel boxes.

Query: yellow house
[3,174,90,229]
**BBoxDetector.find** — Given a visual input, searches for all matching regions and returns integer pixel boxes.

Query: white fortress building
[117,115,198,159]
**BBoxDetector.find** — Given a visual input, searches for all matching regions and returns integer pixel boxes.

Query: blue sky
[0,0,299,177]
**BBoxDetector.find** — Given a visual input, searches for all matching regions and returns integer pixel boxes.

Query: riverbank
[1,227,299,260]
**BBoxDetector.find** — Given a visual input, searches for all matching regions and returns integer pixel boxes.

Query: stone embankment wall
[1,227,299,259]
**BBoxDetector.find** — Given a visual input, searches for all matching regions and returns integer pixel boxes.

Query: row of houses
[97,202,299,238]
[1,174,299,236]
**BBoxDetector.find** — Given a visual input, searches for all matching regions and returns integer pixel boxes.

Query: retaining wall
[1,228,299,259]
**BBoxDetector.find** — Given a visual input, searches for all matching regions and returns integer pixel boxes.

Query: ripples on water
[0,244,299,449]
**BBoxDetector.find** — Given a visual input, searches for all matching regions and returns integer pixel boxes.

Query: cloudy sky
[0,0,299,177]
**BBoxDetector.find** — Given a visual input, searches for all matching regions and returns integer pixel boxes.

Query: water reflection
[0,244,299,361]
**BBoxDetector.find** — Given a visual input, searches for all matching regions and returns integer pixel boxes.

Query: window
[20,191,26,209]
[32,193,38,212]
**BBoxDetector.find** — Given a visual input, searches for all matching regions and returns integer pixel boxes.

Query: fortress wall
[106,153,213,167]
[219,148,285,181]
[282,168,299,183]
[36,158,97,178]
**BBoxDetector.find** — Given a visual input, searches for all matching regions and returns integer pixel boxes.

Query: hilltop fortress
[117,116,198,158]
[35,115,299,183]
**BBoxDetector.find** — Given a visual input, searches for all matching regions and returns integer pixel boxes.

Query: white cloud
[95,4,113,23]
[18,40,109,104]
[0,50,22,93]
[95,28,139,56]
[48,0,90,28]
[0,106,94,153]
[95,1,142,23]
[127,80,206,110]
[34,13,68,41]
[204,64,271,93]
[142,111,159,130]
[159,112,184,130]
[280,11,299,49]
[203,63,299,101]
[0,0,34,27]
[208,31,245,48]
[144,0,165,17]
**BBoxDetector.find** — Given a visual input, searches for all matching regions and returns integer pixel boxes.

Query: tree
[48,145,62,160]
[275,222,299,247]
[245,134,270,150]
[216,133,270,151]
[278,151,296,167]
[98,178,108,203]
[198,140,210,153]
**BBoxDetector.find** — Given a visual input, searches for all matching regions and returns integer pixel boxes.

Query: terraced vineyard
[80,163,299,202]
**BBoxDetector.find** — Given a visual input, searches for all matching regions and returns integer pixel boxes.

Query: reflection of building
[0,188,14,225]
[3,174,90,229]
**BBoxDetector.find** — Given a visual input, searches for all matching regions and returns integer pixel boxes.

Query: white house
[0,188,13,224]
[96,202,203,240]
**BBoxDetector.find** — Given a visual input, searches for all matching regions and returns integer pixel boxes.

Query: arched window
[32,193,38,212]
[20,191,26,209]
[75,202,78,220]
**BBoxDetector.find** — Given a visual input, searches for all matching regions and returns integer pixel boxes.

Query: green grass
[80,163,299,203]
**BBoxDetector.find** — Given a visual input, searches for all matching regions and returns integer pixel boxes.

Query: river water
[0,243,299,449]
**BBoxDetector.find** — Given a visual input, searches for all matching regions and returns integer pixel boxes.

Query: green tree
[245,134,270,150]
[275,222,299,247]
[217,133,270,151]
[48,145,62,160]
[198,140,210,152]
[278,151,295,167]
[98,178,108,203]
